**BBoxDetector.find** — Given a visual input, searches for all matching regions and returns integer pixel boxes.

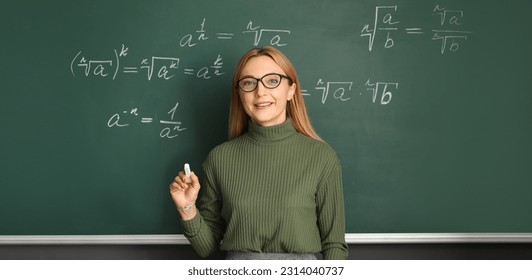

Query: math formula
[107,101,186,139]
[302,78,398,105]
[361,4,472,53]
[71,44,224,81]
[178,18,291,48]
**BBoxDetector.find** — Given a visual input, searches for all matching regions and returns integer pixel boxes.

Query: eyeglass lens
[238,73,284,92]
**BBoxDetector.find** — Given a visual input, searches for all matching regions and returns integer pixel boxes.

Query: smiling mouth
[255,102,273,108]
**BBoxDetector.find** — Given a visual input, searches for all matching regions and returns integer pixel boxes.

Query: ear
[287,83,296,101]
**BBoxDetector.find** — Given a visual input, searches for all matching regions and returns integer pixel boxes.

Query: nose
[255,81,268,97]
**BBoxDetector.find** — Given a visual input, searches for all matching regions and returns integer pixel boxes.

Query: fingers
[169,171,200,193]
[177,170,200,188]
[169,172,188,192]
[169,181,185,193]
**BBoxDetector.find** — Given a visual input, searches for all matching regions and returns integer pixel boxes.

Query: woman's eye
[266,78,280,85]
[242,80,255,87]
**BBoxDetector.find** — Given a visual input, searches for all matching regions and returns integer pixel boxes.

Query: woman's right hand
[169,170,201,220]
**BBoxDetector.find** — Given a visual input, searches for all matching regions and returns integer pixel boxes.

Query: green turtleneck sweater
[180,120,348,260]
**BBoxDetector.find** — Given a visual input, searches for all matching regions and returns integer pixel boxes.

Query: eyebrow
[238,74,256,79]
[238,72,283,80]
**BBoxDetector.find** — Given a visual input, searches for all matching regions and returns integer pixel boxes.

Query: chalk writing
[431,4,472,54]
[315,79,353,104]
[70,44,224,80]
[361,79,398,105]
[302,78,398,105]
[243,21,291,47]
[177,18,291,48]
[179,18,210,47]
[361,4,472,53]
[361,5,400,51]
[107,101,186,139]
[183,54,225,79]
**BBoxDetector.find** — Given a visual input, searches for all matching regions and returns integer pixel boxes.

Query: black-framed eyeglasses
[236,73,292,92]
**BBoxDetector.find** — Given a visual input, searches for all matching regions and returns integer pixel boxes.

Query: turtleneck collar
[246,119,297,142]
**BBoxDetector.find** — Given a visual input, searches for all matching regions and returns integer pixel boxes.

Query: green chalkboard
[1,0,531,235]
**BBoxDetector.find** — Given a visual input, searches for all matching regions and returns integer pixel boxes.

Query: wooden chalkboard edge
[1,233,532,245]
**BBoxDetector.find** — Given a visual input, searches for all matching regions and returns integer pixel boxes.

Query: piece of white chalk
[184,163,191,177]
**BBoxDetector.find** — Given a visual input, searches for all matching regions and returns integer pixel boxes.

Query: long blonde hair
[228,46,322,141]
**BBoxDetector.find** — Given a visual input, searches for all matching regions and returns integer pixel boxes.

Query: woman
[170,46,348,260]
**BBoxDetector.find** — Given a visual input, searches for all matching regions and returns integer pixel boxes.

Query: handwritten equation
[361,4,472,53]
[302,78,398,105]
[71,44,224,80]
[179,18,291,48]
[107,101,186,139]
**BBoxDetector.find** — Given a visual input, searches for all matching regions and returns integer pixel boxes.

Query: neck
[247,119,296,142]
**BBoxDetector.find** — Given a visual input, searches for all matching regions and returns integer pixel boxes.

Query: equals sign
[160,120,181,125]
[123,66,139,73]
[141,118,153,123]
[184,69,194,75]
[216,33,234,40]
[405,28,424,35]
[301,89,311,96]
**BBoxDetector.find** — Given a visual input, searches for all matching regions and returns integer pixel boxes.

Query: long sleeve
[316,155,349,260]
[179,157,225,257]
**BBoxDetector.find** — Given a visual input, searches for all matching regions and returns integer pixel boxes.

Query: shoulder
[293,134,342,188]
[204,135,247,164]
[294,133,340,161]
[290,134,342,180]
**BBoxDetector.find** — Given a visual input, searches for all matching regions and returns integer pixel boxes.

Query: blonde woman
[170,46,348,260]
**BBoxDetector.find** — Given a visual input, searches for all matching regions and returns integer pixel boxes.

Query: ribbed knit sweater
[181,119,348,260]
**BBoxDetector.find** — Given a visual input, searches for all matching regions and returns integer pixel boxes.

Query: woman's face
[238,56,296,127]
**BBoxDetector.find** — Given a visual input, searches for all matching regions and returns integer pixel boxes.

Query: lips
[255,102,273,108]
